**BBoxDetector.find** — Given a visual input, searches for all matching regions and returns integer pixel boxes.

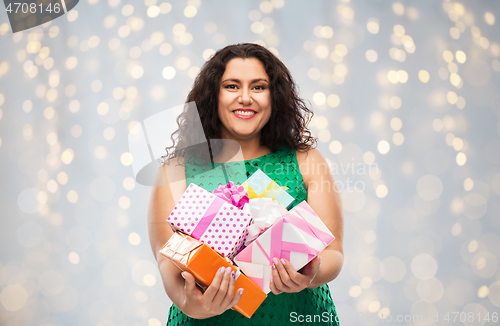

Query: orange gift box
[159,231,267,318]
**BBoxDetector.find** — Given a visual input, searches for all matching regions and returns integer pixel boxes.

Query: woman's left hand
[269,256,321,294]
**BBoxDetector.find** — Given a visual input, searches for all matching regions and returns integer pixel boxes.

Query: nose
[238,88,253,105]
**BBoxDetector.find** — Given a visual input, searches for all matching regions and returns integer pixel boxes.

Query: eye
[253,85,266,90]
[224,84,238,89]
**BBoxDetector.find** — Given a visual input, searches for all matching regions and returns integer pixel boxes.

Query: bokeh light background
[1,0,500,325]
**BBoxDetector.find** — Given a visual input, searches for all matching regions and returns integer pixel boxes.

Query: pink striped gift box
[167,183,252,258]
[234,200,335,293]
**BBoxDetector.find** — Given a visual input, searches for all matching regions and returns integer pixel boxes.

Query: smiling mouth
[232,109,257,116]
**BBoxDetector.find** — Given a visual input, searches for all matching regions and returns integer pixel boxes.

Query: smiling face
[218,58,272,142]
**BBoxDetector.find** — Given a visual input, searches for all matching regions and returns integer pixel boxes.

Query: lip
[232,108,257,119]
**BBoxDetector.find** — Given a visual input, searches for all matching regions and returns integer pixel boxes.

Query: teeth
[233,110,256,116]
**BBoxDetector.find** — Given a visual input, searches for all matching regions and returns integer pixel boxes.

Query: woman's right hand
[180,266,244,319]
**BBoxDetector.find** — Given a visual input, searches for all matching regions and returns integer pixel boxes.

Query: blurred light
[260,1,273,13]
[390,117,402,131]
[327,94,340,107]
[392,132,404,146]
[122,4,134,16]
[378,140,390,154]
[451,223,462,236]
[160,43,173,56]
[416,175,443,202]
[456,152,467,166]
[248,10,261,21]
[57,172,68,185]
[160,2,172,14]
[365,49,378,62]
[390,96,402,109]
[363,151,375,164]
[123,177,135,190]
[340,116,354,131]
[61,149,75,164]
[392,2,404,15]
[0,284,28,312]
[376,184,388,198]
[308,67,321,80]
[71,125,82,138]
[411,254,438,279]
[184,5,197,17]
[162,66,176,80]
[393,24,405,37]
[67,10,78,22]
[129,232,141,245]
[367,18,379,34]
[418,70,430,83]
[329,141,342,154]
[313,92,326,105]
[67,190,78,203]
[349,285,362,297]
[456,51,466,63]
[119,196,131,209]
[68,252,80,264]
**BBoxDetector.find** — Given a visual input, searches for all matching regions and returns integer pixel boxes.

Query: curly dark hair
[164,43,316,164]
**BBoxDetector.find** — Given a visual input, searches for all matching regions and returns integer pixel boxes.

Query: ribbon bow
[213,181,249,210]
[243,198,287,246]
[242,180,289,200]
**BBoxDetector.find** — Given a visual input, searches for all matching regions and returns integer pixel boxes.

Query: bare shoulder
[295,147,330,185]
[295,147,327,165]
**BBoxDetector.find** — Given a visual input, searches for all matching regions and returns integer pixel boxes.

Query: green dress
[166,145,340,325]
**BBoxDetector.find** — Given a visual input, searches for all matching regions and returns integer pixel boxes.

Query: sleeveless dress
[166,145,340,325]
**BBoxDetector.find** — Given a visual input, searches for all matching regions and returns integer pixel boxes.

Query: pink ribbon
[190,196,225,240]
[213,181,249,210]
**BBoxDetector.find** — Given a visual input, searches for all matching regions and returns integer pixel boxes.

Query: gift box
[160,231,267,318]
[234,201,335,293]
[167,183,253,258]
[242,169,294,209]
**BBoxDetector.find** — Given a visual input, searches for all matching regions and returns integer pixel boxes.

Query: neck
[212,136,271,163]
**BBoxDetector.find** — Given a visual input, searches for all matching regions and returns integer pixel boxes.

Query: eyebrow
[221,78,269,84]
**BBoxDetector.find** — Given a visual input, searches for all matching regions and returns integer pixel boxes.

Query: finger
[182,272,198,295]
[273,258,292,287]
[222,269,236,309]
[280,258,302,287]
[228,288,244,309]
[269,275,282,295]
[204,266,226,301]
[271,263,290,292]
[213,266,232,307]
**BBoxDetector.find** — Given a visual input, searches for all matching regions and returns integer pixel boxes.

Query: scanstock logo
[3,0,79,33]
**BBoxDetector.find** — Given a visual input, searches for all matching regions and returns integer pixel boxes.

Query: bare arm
[147,160,243,318]
[270,148,344,293]
[298,148,344,288]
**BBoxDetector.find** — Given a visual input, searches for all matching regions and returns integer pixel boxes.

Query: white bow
[242,198,287,246]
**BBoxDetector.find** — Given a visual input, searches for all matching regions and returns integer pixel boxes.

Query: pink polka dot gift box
[167,183,252,258]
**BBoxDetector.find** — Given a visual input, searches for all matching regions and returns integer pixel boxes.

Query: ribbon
[190,196,225,240]
[213,181,249,210]
[244,198,287,246]
[242,180,289,200]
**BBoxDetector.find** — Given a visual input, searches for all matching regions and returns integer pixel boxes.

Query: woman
[148,43,344,325]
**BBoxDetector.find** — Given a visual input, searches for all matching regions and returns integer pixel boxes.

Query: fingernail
[231,272,235,279]
[280,258,286,265]
[273,257,280,265]
[239,288,244,295]
[226,266,232,274]
[270,276,273,283]
[219,267,225,273]
[181,273,186,280]
[319,256,322,262]
[272,264,276,270]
